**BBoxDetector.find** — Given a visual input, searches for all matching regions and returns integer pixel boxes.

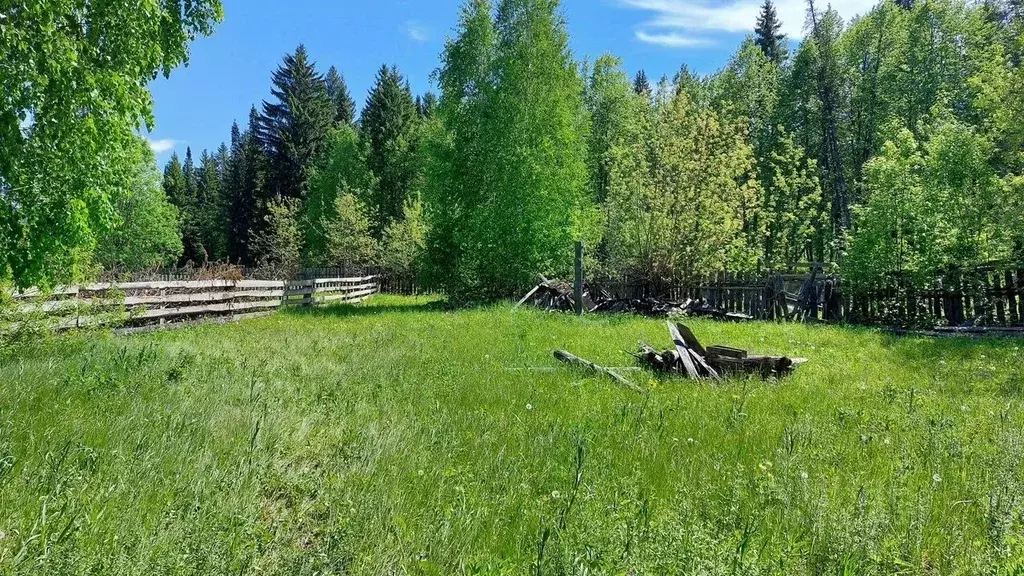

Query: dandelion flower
[800,471,808,480]
[932,473,942,483]
[551,490,561,500]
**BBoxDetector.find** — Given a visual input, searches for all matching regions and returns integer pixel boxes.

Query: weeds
[1,295,1023,574]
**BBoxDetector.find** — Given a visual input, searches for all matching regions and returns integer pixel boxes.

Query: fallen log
[553,349,645,393]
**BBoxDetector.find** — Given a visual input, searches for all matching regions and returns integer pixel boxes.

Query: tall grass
[2,295,1023,574]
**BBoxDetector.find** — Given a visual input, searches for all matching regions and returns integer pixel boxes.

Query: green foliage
[360,65,422,236]
[761,132,825,269]
[844,129,936,288]
[585,55,636,205]
[303,126,377,266]
[94,140,183,272]
[604,90,762,284]
[250,198,303,276]
[424,0,599,300]
[380,195,427,281]
[0,0,222,288]
[325,193,379,269]
[844,118,1008,290]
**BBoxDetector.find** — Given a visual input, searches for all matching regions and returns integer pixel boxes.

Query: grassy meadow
[2,295,1024,574]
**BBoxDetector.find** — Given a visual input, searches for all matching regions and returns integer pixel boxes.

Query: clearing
[2,295,1023,574]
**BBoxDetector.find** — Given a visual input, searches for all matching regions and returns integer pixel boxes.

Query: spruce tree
[360,64,421,235]
[229,107,270,265]
[195,148,226,261]
[633,69,652,96]
[325,65,358,126]
[894,0,915,9]
[417,92,439,118]
[230,121,241,150]
[258,44,335,202]
[162,153,188,208]
[754,0,787,63]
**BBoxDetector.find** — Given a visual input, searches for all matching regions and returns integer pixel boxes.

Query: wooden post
[574,241,584,316]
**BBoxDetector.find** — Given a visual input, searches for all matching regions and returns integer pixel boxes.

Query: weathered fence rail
[595,265,1024,328]
[4,275,379,334]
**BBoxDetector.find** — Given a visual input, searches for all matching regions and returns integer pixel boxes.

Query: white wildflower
[932,473,942,483]
[526,403,533,411]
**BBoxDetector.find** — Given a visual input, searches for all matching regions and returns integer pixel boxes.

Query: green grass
[2,295,1024,574]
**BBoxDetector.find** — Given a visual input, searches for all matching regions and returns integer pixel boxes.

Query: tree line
[3,0,1023,302]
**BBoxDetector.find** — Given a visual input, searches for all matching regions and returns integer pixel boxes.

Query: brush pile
[519,278,753,320]
[635,322,806,380]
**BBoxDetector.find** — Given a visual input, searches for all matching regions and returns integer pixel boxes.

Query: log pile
[635,322,807,380]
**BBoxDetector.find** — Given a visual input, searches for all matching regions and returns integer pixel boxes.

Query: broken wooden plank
[706,345,748,359]
[553,349,644,393]
[667,322,701,379]
[674,323,707,356]
[515,285,542,308]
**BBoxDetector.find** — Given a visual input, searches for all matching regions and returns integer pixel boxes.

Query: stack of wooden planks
[636,322,806,380]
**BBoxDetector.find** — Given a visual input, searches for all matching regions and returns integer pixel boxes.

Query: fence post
[575,241,584,316]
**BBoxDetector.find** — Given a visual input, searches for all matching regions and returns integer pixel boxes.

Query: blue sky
[146,0,875,163]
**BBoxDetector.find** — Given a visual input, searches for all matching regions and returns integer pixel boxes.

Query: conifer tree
[633,69,652,96]
[325,65,358,126]
[195,148,226,261]
[417,92,439,118]
[162,153,188,209]
[258,44,335,202]
[360,64,421,235]
[230,121,242,150]
[754,0,787,63]
[229,107,270,265]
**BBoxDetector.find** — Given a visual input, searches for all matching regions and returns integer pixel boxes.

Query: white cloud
[636,30,714,47]
[620,0,878,48]
[405,20,429,43]
[147,138,178,154]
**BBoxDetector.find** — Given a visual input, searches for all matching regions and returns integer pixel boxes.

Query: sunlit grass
[2,295,1024,574]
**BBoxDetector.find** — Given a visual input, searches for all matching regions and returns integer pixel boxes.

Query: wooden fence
[595,265,1024,328]
[3,275,379,334]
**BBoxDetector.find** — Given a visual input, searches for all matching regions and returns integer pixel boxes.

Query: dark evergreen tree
[228,107,270,265]
[894,0,915,9]
[417,92,439,118]
[162,152,188,208]
[325,65,358,126]
[633,69,652,96]
[258,44,335,202]
[754,0,787,63]
[173,147,205,263]
[360,64,421,235]
[194,148,226,261]
[182,147,197,199]
[230,121,242,150]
